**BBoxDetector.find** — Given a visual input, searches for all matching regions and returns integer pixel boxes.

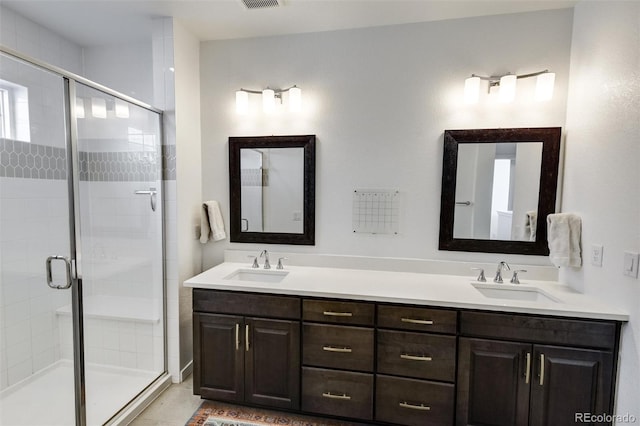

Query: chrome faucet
[494,261,510,283]
[260,250,271,269]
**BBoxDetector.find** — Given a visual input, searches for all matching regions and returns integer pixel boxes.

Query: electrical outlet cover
[591,244,604,267]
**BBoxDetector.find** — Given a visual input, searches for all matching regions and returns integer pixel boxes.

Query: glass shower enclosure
[0,48,167,425]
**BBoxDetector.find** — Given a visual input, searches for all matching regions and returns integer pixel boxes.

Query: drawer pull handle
[525,352,531,384]
[400,354,432,362]
[322,346,353,353]
[322,392,351,400]
[323,311,353,317]
[539,353,545,386]
[401,318,434,325]
[399,402,431,411]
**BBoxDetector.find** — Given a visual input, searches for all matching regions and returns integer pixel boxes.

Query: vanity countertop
[184,262,628,321]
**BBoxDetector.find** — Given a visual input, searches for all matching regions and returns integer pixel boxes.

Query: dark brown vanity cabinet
[193,290,301,410]
[301,299,376,421]
[457,312,618,426]
[192,289,622,426]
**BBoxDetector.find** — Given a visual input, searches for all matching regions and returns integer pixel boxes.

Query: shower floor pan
[0,360,158,426]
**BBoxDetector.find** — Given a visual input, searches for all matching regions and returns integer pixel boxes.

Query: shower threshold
[0,360,160,426]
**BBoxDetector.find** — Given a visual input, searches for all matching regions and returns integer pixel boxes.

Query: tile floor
[128,375,201,426]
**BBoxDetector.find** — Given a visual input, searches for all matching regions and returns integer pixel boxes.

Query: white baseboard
[180,360,193,382]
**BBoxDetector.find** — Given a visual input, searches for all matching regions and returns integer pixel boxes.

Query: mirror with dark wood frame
[439,127,561,255]
[229,135,316,245]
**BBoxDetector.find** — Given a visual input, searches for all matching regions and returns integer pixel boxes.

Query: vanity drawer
[377,330,456,382]
[375,375,454,426]
[303,299,374,326]
[302,367,373,420]
[303,324,374,372]
[378,305,457,334]
[193,289,300,320]
[460,311,618,350]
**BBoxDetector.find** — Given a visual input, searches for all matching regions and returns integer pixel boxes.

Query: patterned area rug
[185,400,364,426]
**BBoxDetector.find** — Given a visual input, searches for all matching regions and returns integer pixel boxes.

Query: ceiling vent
[240,0,284,10]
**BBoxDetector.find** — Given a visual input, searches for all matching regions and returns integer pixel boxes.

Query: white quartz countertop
[184,262,629,321]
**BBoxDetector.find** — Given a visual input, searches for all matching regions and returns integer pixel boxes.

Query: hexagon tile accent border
[1,138,176,181]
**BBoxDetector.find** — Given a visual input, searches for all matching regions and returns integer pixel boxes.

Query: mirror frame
[439,127,561,255]
[229,135,316,245]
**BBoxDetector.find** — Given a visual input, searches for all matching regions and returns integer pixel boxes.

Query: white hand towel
[546,213,582,268]
[200,200,226,244]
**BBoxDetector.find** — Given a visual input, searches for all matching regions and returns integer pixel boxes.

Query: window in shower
[0,78,30,142]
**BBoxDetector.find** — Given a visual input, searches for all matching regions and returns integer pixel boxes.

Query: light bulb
[91,97,107,119]
[236,90,248,114]
[262,89,275,113]
[535,72,555,101]
[464,76,480,104]
[289,86,302,112]
[115,99,129,118]
[499,74,517,103]
[75,98,85,119]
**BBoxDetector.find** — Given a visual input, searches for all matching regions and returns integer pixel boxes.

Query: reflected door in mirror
[240,148,304,234]
[454,142,542,242]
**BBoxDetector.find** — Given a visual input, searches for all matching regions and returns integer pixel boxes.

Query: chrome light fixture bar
[236,85,302,114]
[464,69,555,104]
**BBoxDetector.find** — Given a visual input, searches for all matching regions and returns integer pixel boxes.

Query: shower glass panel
[0,52,76,424]
[1,49,166,425]
[73,83,164,424]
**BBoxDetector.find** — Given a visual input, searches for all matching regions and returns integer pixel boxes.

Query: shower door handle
[135,187,157,212]
[46,255,73,290]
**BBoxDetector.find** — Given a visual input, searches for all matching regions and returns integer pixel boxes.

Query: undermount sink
[224,268,289,283]
[472,283,562,303]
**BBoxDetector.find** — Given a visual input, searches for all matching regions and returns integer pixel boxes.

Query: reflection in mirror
[230,135,315,245]
[240,147,304,234]
[454,142,542,241]
[439,127,561,255]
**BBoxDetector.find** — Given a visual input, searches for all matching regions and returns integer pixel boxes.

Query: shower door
[0,51,78,425]
[73,83,165,425]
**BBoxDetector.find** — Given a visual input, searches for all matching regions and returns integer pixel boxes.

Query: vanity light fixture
[464,70,555,104]
[235,85,302,114]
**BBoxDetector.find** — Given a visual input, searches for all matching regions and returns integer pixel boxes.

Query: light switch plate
[591,244,604,267]
[623,252,639,278]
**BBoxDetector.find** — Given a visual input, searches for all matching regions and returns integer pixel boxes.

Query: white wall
[82,43,154,105]
[173,20,202,379]
[200,9,573,269]
[562,1,640,418]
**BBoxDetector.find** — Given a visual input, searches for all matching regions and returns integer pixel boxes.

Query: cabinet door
[529,345,614,426]
[457,338,531,426]
[245,317,301,409]
[193,313,244,402]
